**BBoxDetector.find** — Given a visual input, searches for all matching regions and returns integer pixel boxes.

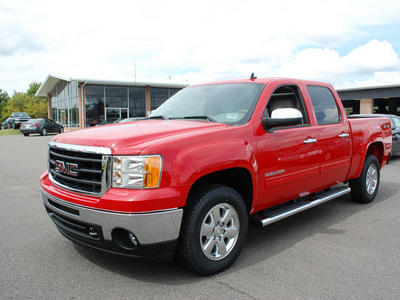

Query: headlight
[112,155,162,189]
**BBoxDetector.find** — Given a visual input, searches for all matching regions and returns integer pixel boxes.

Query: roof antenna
[250,73,257,80]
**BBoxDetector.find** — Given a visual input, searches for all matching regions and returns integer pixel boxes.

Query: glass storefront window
[151,88,169,111]
[85,85,104,126]
[170,88,181,97]
[105,86,128,108]
[50,80,184,128]
[50,81,79,127]
[129,87,146,117]
[106,108,128,123]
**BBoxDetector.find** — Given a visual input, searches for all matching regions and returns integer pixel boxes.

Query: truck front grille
[48,142,112,196]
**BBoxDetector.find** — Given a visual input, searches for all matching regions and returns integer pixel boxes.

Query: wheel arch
[366,142,383,168]
[186,167,253,215]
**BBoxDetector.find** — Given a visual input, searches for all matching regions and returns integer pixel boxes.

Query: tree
[27,82,41,96]
[1,82,47,120]
[1,93,30,120]
[25,82,47,118]
[26,95,48,118]
[0,89,10,123]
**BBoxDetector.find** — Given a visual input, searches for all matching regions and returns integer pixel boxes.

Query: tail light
[35,123,38,127]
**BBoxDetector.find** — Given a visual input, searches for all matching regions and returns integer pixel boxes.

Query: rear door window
[307,85,341,125]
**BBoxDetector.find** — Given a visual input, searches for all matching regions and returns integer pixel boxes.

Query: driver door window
[265,85,309,125]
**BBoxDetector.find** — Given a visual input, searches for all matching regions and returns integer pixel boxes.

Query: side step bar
[252,186,351,227]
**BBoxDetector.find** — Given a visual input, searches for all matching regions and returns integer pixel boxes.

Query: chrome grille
[48,142,112,196]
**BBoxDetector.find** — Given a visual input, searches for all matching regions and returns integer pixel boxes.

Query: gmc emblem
[54,160,78,176]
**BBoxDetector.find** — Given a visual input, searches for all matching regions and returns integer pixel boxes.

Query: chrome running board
[252,186,351,227]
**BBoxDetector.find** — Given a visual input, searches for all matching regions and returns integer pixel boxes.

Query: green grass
[0,128,23,136]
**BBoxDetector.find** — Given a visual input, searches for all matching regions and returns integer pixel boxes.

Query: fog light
[88,227,99,237]
[128,232,138,247]
[112,228,139,250]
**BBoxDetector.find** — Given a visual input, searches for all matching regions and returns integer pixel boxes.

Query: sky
[1,0,400,95]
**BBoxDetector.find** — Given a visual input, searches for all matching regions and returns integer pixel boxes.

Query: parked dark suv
[2,117,14,129]
[11,112,31,129]
[20,118,64,136]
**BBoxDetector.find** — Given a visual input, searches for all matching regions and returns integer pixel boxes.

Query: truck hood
[53,120,227,154]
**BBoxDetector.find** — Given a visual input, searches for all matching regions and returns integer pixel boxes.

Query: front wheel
[350,154,380,203]
[178,184,248,275]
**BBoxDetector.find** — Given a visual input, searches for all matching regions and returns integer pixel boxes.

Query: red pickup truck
[41,77,392,275]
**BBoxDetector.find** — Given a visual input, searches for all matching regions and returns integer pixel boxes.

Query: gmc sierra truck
[40,77,392,275]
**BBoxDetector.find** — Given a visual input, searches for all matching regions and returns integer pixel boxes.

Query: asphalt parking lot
[1,134,400,300]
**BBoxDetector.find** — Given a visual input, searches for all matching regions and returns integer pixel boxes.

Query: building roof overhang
[36,74,71,97]
[337,83,400,92]
[36,74,189,97]
[337,83,400,101]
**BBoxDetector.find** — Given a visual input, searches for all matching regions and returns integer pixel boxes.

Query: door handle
[339,133,349,138]
[303,138,317,144]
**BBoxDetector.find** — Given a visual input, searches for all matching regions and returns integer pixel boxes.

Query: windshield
[13,112,29,117]
[150,83,265,125]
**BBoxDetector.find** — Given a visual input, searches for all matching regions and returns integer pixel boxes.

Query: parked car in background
[387,115,400,156]
[349,114,400,156]
[20,118,64,136]
[2,117,14,129]
[11,112,31,129]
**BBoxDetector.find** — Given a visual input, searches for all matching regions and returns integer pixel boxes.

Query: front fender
[172,138,258,187]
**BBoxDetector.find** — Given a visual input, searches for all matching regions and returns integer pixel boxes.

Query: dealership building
[36,74,400,130]
[36,74,188,128]
[337,84,400,115]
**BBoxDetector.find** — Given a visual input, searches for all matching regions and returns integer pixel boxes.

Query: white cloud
[340,71,400,88]
[274,39,400,87]
[343,40,400,73]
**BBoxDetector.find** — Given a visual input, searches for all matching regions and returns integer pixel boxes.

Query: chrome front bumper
[42,189,183,250]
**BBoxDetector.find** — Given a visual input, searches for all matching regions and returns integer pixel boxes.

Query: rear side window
[307,85,341,125]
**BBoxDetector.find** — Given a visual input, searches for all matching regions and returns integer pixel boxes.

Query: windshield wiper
[148,115,170,120]
[180,116,218,122]
[148,115,218,122]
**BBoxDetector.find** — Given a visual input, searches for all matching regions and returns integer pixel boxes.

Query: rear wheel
[41,128,47,136]
[350,154,380,203]
[23,133,29,136]
[178,184,248,275]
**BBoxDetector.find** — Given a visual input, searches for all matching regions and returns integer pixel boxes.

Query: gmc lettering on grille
[54,160,78,176]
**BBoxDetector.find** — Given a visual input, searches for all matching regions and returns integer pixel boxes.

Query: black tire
[178,184,248,275]
[23,133,29,136]
[59,127,64,133]
[41,128,47,136]
[350,154,380,203]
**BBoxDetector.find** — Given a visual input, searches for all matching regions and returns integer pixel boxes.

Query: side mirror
[262,108,303,130]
